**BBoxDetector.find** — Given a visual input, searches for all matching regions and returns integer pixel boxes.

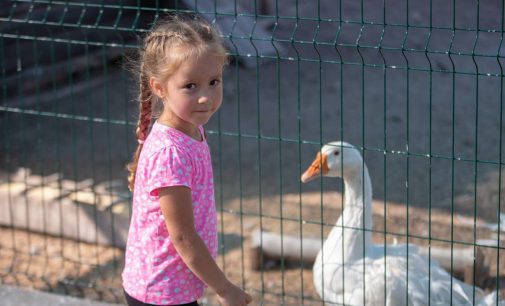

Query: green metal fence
[1,0,504,305]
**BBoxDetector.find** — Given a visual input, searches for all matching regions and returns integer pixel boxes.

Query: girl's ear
[149,77,165,98]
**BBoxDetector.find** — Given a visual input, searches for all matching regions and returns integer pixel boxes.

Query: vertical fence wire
[471,1,480,302]
[497,2,504,304]
[426,0,433,302]
[403,1,411,303]
[448,1,456,302]
[294,0,305,302]
[356,1,366,303]
[379,1,388,304]
[336,2,345,305]
[274,1,286,301]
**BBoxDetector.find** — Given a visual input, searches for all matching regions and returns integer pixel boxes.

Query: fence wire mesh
[1,0,504,305]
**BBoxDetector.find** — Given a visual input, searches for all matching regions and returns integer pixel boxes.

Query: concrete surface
[0,285,124,306]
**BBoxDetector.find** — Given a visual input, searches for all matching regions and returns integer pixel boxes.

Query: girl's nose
[198,96,209,104]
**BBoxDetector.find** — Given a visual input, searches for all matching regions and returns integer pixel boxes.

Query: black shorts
[123,289,200,306]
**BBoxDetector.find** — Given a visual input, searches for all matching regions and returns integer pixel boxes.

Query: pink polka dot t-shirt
[122,121,217,305]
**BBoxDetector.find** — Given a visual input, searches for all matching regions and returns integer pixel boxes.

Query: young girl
[122,14,252,306]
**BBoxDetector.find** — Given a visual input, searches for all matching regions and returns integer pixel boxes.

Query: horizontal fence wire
[2,1,505,75]
[0,107,503,167]
[1,0,504,305]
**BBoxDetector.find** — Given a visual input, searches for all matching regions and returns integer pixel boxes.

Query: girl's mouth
[195,109,213,113]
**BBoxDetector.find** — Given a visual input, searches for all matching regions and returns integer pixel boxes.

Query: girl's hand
[216,282,252,306]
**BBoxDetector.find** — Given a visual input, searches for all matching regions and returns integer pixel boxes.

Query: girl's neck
[158,114,202,141]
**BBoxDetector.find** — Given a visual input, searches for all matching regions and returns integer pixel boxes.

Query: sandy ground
[1,0,505,305]
[2,190,505,305]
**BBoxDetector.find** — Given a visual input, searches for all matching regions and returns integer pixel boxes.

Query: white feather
[305,141,503,306]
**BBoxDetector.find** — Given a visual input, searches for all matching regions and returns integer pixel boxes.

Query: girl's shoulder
[142,124,193,158]
[143,140,191,163]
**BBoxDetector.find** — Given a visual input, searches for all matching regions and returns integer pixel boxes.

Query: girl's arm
[158,186,251,306]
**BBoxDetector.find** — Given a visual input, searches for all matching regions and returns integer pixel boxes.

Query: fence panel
[1,0,504,305]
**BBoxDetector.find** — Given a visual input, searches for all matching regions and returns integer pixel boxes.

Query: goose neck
[343,167,372,210]
[341,166,373,246]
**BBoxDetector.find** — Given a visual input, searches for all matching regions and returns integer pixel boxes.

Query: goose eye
[334,151,340,156]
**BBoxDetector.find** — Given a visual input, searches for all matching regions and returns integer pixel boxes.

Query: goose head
[301,141,364,183]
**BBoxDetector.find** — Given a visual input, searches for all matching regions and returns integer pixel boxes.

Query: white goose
[301,141,502,306]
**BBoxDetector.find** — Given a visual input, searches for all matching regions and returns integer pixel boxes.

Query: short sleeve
[147,146,193,198]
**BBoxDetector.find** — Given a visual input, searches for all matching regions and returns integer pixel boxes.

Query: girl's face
[152,49,224,138]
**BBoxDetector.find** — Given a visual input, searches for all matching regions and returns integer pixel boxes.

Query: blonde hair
[127,13,228,191]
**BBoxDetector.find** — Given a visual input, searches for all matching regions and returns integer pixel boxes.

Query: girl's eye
[184,83,196,90]
[210,79,221,86]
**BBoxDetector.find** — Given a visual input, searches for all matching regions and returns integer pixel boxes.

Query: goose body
[301,141,502,306]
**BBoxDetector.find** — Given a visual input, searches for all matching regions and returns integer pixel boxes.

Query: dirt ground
[2,190,505,305]
[1,0,505,305]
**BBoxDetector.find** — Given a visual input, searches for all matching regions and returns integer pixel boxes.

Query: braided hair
[126,13,228,191]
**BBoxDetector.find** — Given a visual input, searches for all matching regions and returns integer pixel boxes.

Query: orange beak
[301,152,329,183]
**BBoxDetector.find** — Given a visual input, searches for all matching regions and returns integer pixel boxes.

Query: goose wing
[318,247,486,306]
